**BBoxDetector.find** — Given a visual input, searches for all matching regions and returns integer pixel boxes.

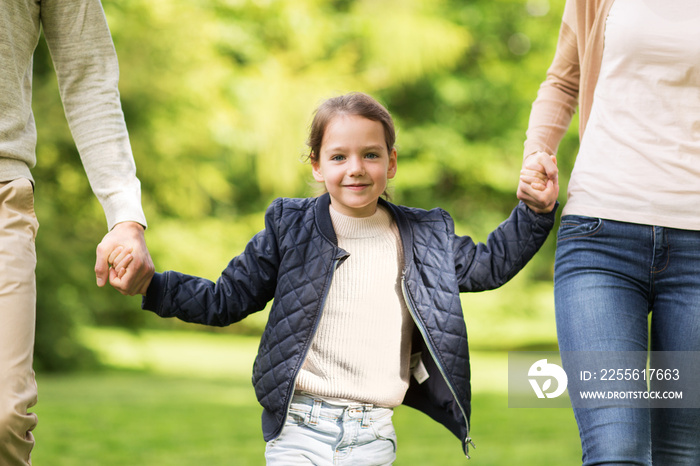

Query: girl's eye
[330,154,345,161]
[365,152,379,159]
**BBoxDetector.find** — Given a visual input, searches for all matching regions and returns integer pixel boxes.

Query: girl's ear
[387,148,398,179]
[311,154,324,182]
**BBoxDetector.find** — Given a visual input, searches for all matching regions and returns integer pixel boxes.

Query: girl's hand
[108,246,134,281]
[107,245,154,295]
[95,222,154,295]
[517,152,559,213]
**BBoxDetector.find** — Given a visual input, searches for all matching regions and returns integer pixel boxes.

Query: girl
[113,92,558,464]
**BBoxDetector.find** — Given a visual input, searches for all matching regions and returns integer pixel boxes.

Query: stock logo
[528,359,568,399]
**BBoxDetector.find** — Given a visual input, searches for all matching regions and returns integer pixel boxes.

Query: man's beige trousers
[0,178,39,465]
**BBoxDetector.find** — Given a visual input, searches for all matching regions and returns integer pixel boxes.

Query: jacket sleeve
[141,201,283,326]
[452,202,556,292]
[522,0,580,159]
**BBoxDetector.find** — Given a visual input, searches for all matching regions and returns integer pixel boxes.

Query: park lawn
[32,371,264,465]
[31,328,581,465]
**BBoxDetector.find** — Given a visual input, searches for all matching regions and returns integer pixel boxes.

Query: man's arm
[41,0,151,294]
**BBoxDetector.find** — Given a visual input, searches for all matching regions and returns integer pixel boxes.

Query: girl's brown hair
[307,92,396,163]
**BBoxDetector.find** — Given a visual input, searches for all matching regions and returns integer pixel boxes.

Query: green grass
[32,372,264,465]
[31,328,581,465]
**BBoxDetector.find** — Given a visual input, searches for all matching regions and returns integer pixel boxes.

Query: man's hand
[95,221,154,295]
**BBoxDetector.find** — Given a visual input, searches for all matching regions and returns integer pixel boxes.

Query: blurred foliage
[30,0,578,371]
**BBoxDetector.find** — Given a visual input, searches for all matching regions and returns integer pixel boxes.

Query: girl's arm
[139,204,283,327]
[452,202,556,292]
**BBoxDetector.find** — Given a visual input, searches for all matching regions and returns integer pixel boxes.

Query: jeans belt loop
[309,398,322,426]
[361,404,372,428]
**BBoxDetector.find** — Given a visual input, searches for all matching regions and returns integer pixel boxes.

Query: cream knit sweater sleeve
[0,0,146,230]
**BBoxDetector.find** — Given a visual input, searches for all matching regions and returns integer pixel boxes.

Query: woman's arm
[523,0,581,159]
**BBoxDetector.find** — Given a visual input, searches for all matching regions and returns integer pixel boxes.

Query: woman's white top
[564,0,700,230]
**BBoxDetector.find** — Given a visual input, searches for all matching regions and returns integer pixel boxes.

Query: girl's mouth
[344,184,369,191]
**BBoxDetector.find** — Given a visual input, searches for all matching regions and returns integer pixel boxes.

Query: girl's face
[312,114,397,218]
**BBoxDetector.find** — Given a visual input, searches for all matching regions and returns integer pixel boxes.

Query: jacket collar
[313,193,414,267]
[314,193,337,245]
[380,197,414,267]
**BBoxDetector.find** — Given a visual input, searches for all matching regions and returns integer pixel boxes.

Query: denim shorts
[265,393,397,465]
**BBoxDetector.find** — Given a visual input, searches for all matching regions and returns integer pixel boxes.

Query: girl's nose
[347,156,365,176]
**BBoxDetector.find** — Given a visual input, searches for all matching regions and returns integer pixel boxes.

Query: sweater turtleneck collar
[329,204,394,239]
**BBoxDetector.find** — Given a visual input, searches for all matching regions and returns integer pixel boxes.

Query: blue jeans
[554,216,700,465]
[265,393,397,465]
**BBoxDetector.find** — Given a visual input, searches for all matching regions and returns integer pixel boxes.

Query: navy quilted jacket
[142,193,556,455]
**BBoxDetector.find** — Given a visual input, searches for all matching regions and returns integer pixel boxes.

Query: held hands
[95,222,155,296]
[517,151,559,214]
[104,246,153,295]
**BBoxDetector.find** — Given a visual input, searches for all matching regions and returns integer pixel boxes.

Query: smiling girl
[112,92,558,464]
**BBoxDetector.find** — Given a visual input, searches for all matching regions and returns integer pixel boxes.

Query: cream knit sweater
[295,205,413,408]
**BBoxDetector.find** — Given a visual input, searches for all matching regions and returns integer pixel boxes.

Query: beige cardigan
[523,0,616,158]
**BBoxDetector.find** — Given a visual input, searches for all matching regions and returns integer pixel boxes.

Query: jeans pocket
[557,215,604,242]
[369,409,397,452]
[285,403,311,427]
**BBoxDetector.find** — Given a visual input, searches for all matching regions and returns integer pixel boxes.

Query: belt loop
[361,404,372,428]
[309,398,322,426]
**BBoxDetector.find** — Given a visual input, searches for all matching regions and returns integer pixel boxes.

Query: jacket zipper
[401,276,476,459]
[278,255,346,439]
